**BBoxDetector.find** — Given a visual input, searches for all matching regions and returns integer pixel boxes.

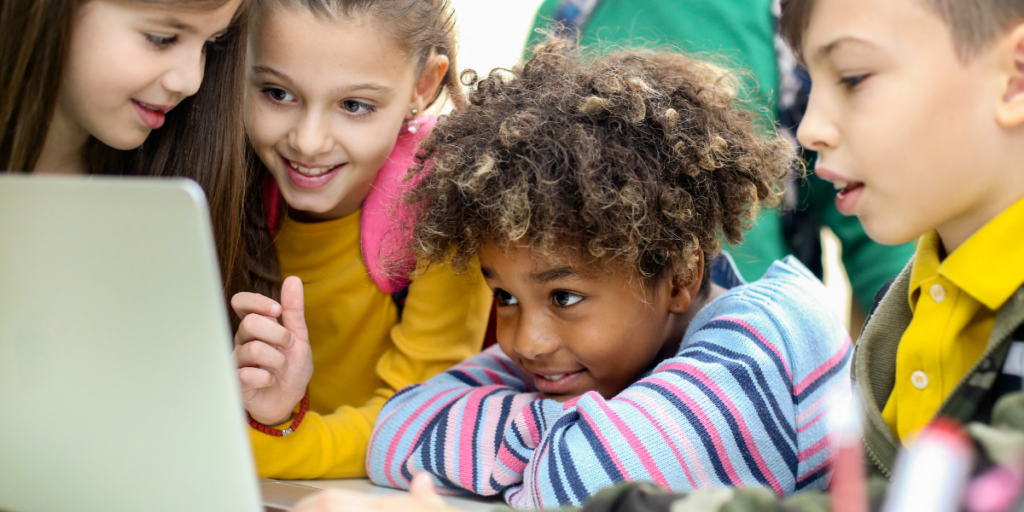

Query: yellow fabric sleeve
[249,257,492,479]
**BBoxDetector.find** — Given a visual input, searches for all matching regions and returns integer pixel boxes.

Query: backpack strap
[263,173,284,238]
[360,115,438,295]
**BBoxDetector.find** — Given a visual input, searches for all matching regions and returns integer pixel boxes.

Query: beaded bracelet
[248,394,309,437]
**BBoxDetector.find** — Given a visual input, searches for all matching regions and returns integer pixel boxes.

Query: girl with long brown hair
[0,0,251,298]
[227,0,492,479]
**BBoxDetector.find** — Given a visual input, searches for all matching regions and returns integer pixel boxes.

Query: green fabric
[525,0,778,121]
[523,0,916,307]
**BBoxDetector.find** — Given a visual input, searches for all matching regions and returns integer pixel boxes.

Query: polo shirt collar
[908,230,942,312]
[941,195,1024,311]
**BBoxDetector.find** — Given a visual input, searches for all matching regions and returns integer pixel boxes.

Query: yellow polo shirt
[249,210,493,479]
[883,196,1024,442]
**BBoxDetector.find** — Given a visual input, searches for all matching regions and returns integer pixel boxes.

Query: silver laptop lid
[0,176,262,512]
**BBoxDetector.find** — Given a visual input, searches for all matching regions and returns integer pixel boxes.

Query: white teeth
[542,374,565,381]
[833,180,849,191]
[289,162,336,176]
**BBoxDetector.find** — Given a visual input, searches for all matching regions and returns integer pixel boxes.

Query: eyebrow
[147,16,198,35]
[251,66,394,95]
[530,266,589,284]
[252,65,290,82]
[480,265,590,283]
[338,83,395,94]
[813,36,877,63]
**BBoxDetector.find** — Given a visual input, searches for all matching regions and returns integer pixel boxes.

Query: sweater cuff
[537,397,568,428]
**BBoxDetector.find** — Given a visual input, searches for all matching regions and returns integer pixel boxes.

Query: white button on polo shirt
[930,284,946,304]
[911,370,930,390]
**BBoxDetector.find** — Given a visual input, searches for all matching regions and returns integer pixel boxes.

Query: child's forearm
[506,352,800,509]
[250,394,389,479]
[367,348,539,495]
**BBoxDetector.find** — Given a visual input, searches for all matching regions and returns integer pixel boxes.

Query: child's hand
[232,276,313,426]
[289,473,455,512]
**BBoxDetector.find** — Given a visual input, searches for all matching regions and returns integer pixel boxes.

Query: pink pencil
[882,418,973,512]
[830,391,868,512]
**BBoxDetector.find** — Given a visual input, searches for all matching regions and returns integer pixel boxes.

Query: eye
[552,291,584,307]
[838,74,870,90]
[494,289,519,307]
[145,34,178,49]
[261,87,295,103]
[341,100,375,116]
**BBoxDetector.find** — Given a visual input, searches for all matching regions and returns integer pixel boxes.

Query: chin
[99,129,150,151]
[542,391,583,402]
[280,192,337,216]
[861,217,924,247]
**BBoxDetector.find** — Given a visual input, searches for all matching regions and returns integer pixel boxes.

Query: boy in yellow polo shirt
[787,0,1024,450]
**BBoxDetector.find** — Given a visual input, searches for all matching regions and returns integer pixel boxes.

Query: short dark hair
[781,0,1024,62]
[405,39,793,289]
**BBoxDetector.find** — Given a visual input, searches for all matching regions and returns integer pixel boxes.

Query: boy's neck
[653,282,727,365]
[936,186,1024,255]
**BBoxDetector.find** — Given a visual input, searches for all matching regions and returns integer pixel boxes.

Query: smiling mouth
[135,100,167,113]
[285,160,343,176]
[530,368,586,392]
[539,373,569,381]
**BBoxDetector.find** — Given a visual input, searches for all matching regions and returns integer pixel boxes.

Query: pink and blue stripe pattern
[367,257,852,509]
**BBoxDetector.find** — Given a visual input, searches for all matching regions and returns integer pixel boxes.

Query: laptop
[0,175,315,512]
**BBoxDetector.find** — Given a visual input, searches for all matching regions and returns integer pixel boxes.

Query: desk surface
[282,478,503,512]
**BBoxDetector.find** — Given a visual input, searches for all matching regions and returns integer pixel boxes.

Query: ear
[667,251,705,315]
[408,54,450,118]
[996,24,1024,129]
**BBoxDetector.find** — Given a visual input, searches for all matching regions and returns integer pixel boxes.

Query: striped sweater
[367,256,852,508]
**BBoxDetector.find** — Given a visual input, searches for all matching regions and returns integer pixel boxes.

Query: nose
[510,311,560,361]
[796,86,841,153]
[288,110,334,157]
[161,46,205,99]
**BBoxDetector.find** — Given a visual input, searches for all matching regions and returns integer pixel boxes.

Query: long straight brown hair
[0,0,253,303]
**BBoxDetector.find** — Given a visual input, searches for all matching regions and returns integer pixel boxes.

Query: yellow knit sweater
[249,210,492,479]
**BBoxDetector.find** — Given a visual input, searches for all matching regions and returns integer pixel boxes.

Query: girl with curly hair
[229,0,492,480]
[366,40,852,508]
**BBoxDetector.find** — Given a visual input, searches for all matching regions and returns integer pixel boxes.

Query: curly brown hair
[407,39,794,287]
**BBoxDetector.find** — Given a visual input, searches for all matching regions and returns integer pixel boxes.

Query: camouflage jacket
[536,260,1024,512]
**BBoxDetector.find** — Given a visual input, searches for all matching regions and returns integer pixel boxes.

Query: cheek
[854,71,992,236]
[569,310,665,380]
[342,116,405,172]
[247,103,290,153]
[493,312,519,359]
[64,28,162,125]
